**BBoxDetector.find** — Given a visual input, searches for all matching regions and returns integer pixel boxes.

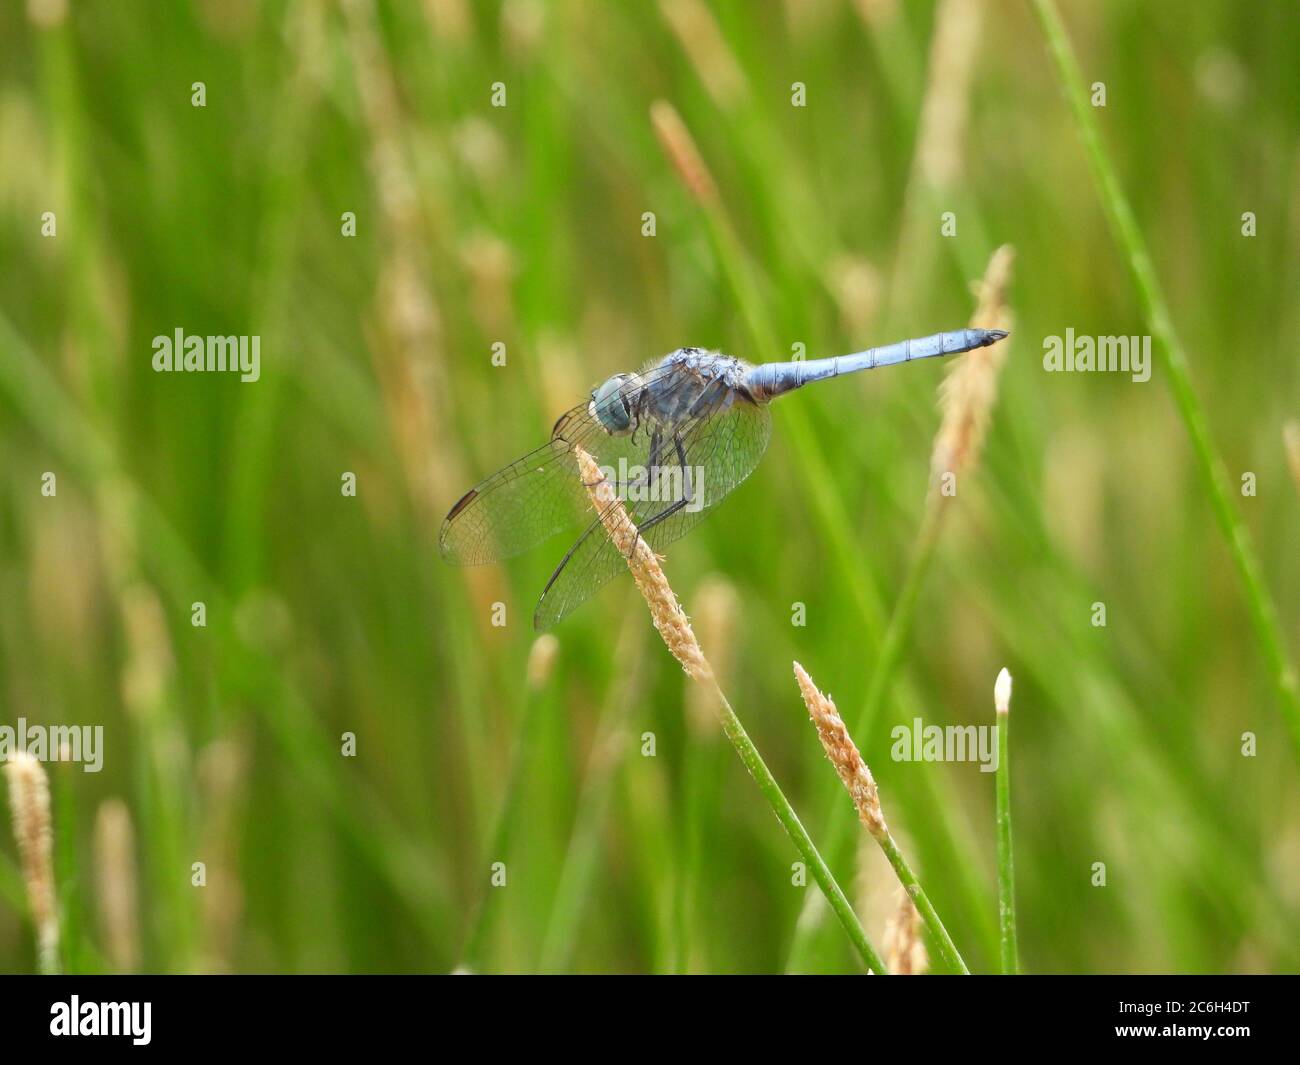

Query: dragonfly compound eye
[590,373,635,436]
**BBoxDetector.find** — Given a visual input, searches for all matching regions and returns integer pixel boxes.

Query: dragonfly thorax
[589,372,639,436]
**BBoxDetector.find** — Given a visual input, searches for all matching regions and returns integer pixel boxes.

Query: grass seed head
[4,751,59,973]
[574,446,712,683]
[793,662,887,840]
[884,888,929,975]
[94,798,140,973]
[650,100,719,207]
[931,244,1015,486]
[995,666,1013,716]
[1284,420,1300,493]
[527,633,561,691]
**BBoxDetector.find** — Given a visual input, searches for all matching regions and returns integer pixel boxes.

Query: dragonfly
[440,328,1008,630]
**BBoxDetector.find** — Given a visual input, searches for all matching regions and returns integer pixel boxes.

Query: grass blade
[1031,0,1300,766]
[994,668,1018,974]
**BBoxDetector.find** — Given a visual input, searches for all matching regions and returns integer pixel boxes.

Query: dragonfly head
[589,372,637,436]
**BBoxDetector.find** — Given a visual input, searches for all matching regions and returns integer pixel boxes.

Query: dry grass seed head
[4,751,59,972]
[884,887,929,975]
[793,662,887,840]
[931,244,1015,485]
[574,445,712,683]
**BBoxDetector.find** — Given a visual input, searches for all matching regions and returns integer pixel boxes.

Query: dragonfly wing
[439,362,701,565]
[533,399,771,629]
[439,430,588,566]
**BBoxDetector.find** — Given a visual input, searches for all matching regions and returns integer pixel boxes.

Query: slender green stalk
[539,614,645,972]
[854,503,945,751]
[677,737,727,973]
[51,761,83,974]
[459,638,558,972]
[1031,0,1300,766]
[713,688,887,974]
[539,742,626,971]
[994,669,1018,974]
[876,832,967,975]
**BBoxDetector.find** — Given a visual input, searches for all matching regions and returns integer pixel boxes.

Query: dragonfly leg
[678,433,695,507]
[620,429,666,559]
[643,428,666,494]
[632,434,694,547]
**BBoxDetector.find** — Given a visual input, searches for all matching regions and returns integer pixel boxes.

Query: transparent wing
[438,361,692,566]
[533,398,772,630]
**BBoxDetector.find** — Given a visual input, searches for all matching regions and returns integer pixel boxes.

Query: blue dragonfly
[440,328,1008,629]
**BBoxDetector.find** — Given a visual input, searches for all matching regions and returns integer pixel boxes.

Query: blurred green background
[2,0,1298,974]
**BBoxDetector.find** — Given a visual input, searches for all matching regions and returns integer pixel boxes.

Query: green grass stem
[1031,0,1300,766]
[994,669,1018,974]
